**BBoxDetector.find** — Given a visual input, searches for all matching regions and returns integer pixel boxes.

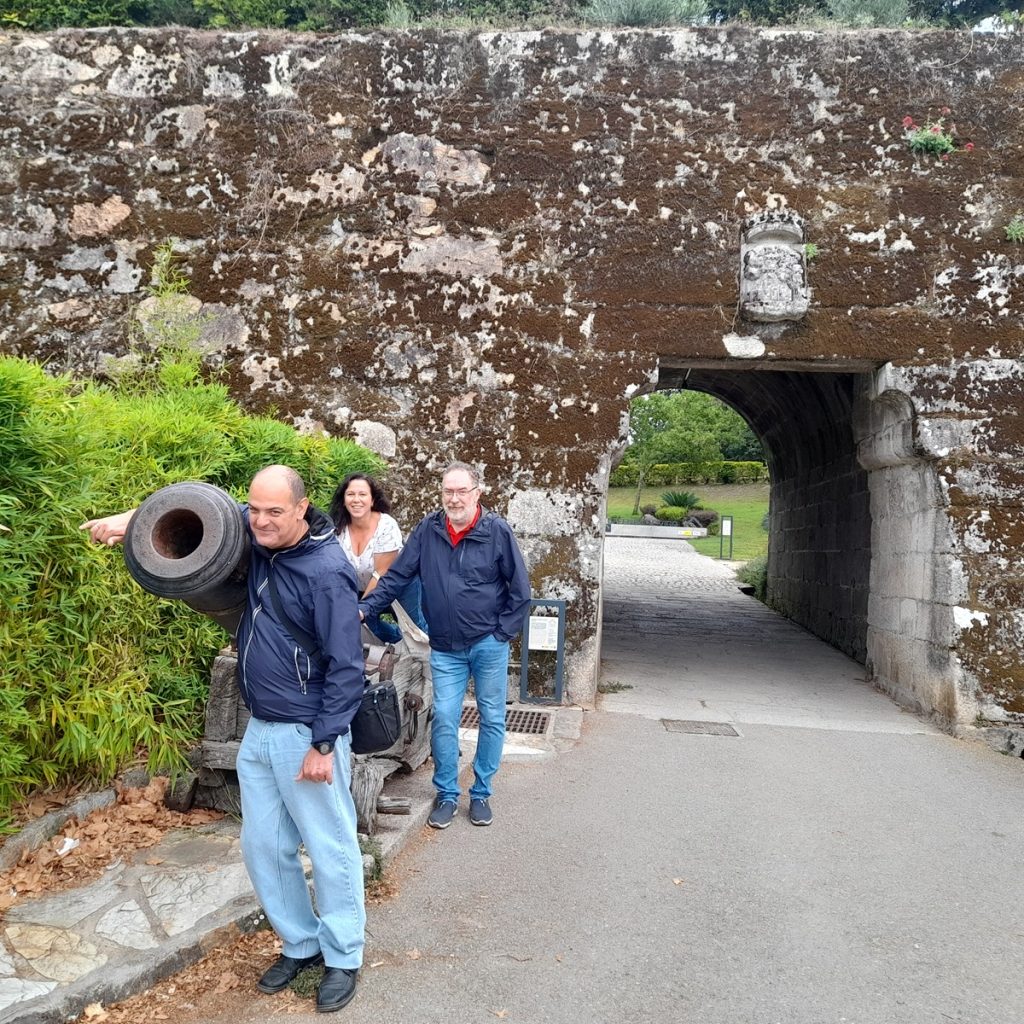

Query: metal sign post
[518,599,566,704]
[719,515,734,560]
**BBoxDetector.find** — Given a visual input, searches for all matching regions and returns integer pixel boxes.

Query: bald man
[82,466,366,1013]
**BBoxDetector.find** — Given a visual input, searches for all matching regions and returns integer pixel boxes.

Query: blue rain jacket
[236,505,364,747]
[359,508,531,653]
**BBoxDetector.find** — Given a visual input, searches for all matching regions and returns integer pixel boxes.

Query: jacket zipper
[432,511,493,647]
[270,551,309,695]
[240,573,270,706]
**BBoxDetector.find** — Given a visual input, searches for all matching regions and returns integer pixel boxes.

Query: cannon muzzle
[123,482,250,634]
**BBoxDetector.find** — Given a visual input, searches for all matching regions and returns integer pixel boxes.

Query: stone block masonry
[1,27,1022,734]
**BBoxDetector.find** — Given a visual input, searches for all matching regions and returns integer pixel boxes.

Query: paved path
[600,537,932,734]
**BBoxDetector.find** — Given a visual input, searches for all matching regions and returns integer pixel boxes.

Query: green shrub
[660,489,699,509]
[640,503,658,516]
[654,506,689,523]
[379,0,412,23]
[737,554,768,602]
[0,269,381,814]
[610,461,768,488]
[583,0,705,24]
[0,0,131,27]
[191,0,289,26]
[132,0,205,25]
[828,0,907,25]
[904,116,957,158]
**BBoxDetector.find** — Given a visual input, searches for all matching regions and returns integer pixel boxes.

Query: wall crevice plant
[1004,213,1024,243]
[902,108,974,162]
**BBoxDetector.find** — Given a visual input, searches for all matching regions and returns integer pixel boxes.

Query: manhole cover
[460,707,551,735]
[661,720,740,737]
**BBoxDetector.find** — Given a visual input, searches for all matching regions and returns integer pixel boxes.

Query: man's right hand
[79,510,135,546]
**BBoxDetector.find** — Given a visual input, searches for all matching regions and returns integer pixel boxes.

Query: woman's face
[344,480,374,519]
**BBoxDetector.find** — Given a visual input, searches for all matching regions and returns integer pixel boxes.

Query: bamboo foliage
[0,282,381,816]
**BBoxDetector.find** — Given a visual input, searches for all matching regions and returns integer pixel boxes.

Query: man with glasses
[359,461,530,829]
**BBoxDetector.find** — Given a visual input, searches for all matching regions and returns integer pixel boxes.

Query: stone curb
[0,793,117,875]
[0,772,438,1024]
[0,889,265,1024]
[0,768,151,874]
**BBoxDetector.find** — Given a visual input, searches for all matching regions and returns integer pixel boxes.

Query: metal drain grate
[460,707,551,735]
[662,719,740,737]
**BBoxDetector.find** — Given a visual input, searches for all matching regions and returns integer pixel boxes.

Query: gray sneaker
[428,798,458,829]
[469,798,492,826]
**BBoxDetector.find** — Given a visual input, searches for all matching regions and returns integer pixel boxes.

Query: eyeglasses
[442,487,479,499]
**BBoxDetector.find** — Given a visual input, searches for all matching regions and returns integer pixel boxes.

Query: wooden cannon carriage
[170,605,433,835]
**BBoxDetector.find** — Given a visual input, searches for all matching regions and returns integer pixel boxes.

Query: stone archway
[605,358,972,733]
[855,366,982,731]
[656,361,875,664]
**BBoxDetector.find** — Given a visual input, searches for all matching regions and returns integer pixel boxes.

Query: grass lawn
[606,482,770,563]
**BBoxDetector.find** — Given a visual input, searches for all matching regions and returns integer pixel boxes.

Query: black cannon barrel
[123,482,250,634]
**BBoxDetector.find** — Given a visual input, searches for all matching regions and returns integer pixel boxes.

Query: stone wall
[762,376,872,664]
[1,27,1022,730]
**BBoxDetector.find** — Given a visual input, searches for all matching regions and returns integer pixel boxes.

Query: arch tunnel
[606,359,964,729]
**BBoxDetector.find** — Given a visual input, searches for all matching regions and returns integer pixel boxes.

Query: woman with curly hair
[328,473,426,644]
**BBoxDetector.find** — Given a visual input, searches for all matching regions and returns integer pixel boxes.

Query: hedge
[0,308,381,816]
[610,460,768,487]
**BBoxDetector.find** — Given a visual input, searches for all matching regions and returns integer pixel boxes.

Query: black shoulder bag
[264,569,402,755]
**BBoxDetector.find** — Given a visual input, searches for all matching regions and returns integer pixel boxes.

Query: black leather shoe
[256,952,324,994]
[316,967,358,1013]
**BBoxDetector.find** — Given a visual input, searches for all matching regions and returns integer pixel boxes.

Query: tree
[625,390,761,462]
[622,390,764,512]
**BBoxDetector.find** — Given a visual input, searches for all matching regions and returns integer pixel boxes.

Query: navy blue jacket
[236,505,364,747]
[359,507,531,653]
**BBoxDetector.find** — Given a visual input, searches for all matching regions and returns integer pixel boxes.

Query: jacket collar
[429,505,494,540]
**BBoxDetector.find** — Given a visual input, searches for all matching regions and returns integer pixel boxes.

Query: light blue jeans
[429,634,510,802]
[237,718,365,969]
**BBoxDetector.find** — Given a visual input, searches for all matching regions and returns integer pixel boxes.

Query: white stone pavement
[600,537,935,735]
[0,717,579,1024]
[0,821,257,1023]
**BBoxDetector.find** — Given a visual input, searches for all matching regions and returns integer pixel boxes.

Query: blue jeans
[365,576,429,645]
[237,718,365,969]
[429,634,510,802]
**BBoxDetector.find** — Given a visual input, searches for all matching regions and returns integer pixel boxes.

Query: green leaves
[583,0,705,25]
[625,391,764,470]
[0,339,381,814]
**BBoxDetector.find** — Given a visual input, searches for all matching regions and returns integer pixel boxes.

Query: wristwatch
[313,740,335,756]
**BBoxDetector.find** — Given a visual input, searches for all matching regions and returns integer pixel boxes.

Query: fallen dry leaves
[8,783,91,828]
[0,778,405,1023]
[0,777,222,914]
[80,928,281,1024]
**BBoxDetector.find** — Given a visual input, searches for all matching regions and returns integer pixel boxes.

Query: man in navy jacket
[359,461,530,830]
[82,465,365,1013]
